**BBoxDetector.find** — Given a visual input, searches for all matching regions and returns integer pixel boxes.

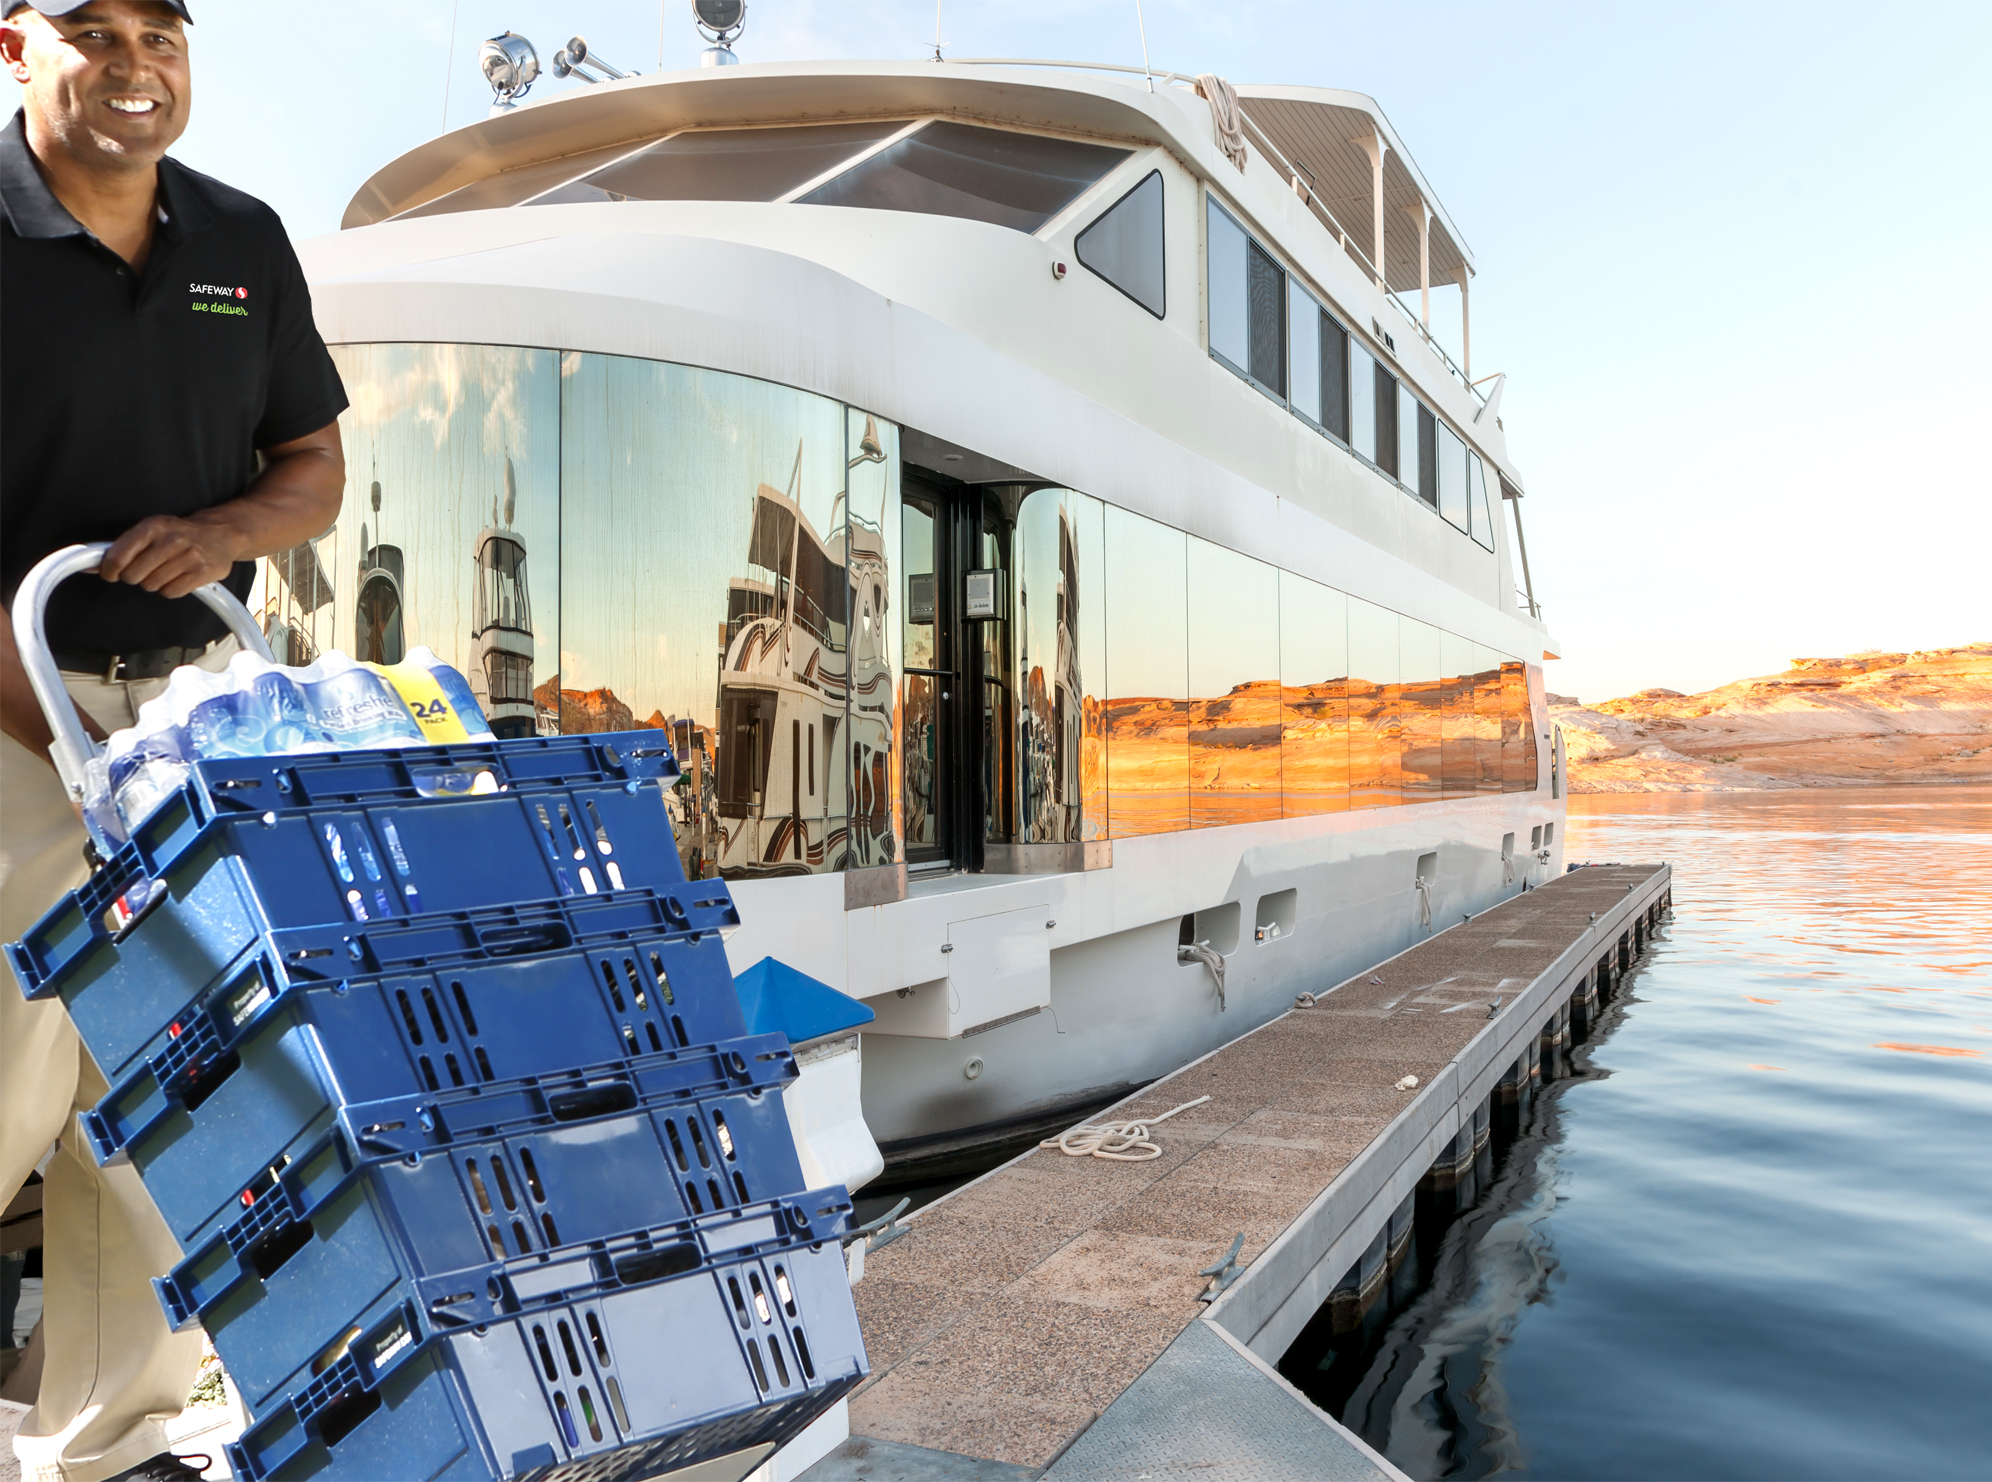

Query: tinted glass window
[1347,597,1399,809]
[1373,363,1399,477]
[1400,385,1423,498]
[1397,618,1442,802]
[1349,343,1376,461]
[323,346,561,735]
[533,121,909,205]
[1440,630,1475,799]
[1011,487,1107,844]
[1187,537,1280,828]
[1319,313,1349,443]
[1468,453,1495,550]
[396,141,658,218]
[1207,198,1285,398]
[1288,285,1321,424]
[1103,507,1187,837]
[1075,170,1164,318]
[560,354,884,878]
[1416,402,1438,508]
[1206,197,1249,370]
[1278,573,1347,817]
[801,121,1127,234]
[1246,239,1285,396]
[1438,422,1469,531]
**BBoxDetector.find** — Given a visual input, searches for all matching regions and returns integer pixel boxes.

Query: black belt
[53,642,222,683]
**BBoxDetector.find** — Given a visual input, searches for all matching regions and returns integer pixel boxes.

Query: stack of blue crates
[7,732,867,1482]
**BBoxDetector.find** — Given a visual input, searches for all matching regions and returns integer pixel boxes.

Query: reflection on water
[1298,787,1992,1481]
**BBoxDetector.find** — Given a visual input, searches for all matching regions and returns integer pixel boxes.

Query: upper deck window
[1437,422,1469,532]
[531,121,910,205]
[1206,198,1285,399]
[799,121,1128,234]
[394,140,662,219]
[1075,170,1164,318]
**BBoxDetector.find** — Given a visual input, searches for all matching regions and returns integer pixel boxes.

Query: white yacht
[282,40,1566,1180]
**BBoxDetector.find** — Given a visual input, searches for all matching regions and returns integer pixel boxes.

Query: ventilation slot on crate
[612,1243,698,1287]
[530,803,578,896]
[421,987,450,1043]
[553,1390,578,1446]
[549,1083,636,1123]
[791,1326,815,1380]
[533,1324,559,1380]
[576,1384,605,1442]
[395,989,425,1046]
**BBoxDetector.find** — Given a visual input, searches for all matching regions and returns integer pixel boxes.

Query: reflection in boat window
[392,140,659,219]
[530,121,910,207]
[800,121,1128,235]
[293,344,1541,883]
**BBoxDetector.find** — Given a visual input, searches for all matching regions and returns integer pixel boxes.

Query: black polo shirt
[1,110,347,656]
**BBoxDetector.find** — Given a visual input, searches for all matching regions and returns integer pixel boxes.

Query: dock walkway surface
[806,863,1671,1482]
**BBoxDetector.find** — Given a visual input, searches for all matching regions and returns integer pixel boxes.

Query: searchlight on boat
[478,31,538,114]
[693,0,748,67]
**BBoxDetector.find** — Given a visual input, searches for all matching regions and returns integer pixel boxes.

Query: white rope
[1194,75,1248,173]
[1040,1095,1211,1161]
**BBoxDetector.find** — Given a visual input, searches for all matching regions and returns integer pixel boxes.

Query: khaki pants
[2,649,233,1482]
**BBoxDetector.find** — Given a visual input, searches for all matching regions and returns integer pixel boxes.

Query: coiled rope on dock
[1039,1095,1212,1161]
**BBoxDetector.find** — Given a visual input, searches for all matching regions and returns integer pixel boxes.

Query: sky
[8,0,1989,703]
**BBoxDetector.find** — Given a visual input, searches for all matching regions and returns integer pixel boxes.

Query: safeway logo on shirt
[189,281,250,317]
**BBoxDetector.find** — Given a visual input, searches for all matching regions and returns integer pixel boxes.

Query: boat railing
[949,57,1484,407]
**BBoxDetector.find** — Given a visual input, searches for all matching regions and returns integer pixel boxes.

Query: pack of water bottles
[86,645,493,849]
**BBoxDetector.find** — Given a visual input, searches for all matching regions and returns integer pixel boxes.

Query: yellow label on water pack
[362,661,476,744]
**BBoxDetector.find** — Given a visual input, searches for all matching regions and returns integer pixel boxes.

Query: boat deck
[809,863,1672,1479]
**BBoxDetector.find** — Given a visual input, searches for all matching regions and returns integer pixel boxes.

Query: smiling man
[0,4,347,1480]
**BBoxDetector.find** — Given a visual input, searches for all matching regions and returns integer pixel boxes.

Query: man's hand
[99,511,242,599]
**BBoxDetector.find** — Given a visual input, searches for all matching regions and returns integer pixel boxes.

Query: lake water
[1282,786,1992,1480]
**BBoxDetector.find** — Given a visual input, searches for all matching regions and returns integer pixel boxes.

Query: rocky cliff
[1555,644,1992,791]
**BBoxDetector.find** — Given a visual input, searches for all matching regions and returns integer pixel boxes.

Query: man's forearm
[193,427,346,566]
[100,421,345,600]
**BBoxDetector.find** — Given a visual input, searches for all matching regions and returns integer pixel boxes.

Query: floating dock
[803,863,1672,1481]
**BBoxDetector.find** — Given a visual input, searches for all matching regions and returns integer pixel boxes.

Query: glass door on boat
[901,476,1019,871]
[902,480,952,867]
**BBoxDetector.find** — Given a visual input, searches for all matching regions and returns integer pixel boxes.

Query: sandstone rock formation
[1555,644,1992,791]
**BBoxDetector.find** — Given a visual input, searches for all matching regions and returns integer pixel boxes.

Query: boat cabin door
[900,473,1017,872]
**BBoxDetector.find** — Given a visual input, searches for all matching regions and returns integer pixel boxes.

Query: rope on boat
[1039,1095,1212,1161]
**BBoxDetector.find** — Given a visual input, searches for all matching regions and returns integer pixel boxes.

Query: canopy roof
[1234,85,1473,297]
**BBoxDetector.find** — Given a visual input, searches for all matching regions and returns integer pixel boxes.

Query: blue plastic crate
[21,859,738,1090]
[8,731,698,1011]
[155,1064,817,1413]
[224,1224,864,1482]
[86,923,754,1231]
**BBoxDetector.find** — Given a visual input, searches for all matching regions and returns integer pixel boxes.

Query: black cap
[3,2,192,19]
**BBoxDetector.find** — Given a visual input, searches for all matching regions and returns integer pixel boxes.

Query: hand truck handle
[10,542,277,799]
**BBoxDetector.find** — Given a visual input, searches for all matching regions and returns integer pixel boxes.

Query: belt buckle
[103,653,125,685]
